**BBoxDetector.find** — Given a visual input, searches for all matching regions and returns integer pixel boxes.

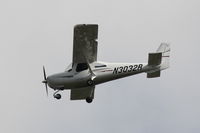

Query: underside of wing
[73,24,98,64]
[70,86,95,100]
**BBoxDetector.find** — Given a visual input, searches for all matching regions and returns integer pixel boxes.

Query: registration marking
[113,64,143,74]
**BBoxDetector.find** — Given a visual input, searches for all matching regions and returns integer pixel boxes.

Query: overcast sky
[1,0,200,133]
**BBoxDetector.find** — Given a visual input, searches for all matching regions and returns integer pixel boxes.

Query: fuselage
[46,61,155,90]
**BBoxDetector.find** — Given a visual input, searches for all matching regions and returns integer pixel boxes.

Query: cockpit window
[76,63,88,72]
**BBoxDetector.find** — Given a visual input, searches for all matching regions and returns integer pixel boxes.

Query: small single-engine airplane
[42,24,170,103]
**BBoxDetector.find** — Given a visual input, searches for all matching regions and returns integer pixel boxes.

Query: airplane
[42,24,170,103]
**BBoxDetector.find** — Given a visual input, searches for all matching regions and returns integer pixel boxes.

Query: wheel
[86,97,93,103]
[54,94,61,99]
[87,79,94,86]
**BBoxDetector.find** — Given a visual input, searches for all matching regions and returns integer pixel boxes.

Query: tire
[54,94,61,99]
[86,97,93,103]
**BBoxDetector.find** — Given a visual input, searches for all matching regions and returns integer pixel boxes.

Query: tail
[147,43,170,78]
[156,43,170,70]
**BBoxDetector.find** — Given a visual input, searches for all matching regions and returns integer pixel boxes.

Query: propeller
[42,66,48,96]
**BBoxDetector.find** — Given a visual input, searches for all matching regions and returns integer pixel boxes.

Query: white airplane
[42,24,170,103]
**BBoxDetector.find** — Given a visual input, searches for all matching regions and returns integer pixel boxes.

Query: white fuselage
[46,62,153,90]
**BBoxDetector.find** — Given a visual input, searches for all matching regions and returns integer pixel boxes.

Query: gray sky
[1,0,200,133]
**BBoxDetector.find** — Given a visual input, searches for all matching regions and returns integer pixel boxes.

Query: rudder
[157,43,170,70]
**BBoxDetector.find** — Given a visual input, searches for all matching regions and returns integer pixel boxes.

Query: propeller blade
[42,66,48,96]
[45,83,48,96]
[43,66,47,80]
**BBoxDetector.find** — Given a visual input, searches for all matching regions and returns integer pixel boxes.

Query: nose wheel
[53,90,61,100]
[54,94,61,99]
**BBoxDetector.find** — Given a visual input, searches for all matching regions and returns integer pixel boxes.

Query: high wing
[72,24,98,64]
[70,86,95,100]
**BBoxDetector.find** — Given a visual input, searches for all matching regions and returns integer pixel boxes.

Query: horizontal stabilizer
[147,71,160,78]
[148,53,162,66]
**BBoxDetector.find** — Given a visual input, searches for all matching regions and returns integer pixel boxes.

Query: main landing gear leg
[53,90,61,100]
[85,87,94,103]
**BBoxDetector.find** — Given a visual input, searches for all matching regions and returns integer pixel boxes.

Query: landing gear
[86,97,93,103]
[54,94,61,99]
[87,79,94,86]
[53,90,61,100]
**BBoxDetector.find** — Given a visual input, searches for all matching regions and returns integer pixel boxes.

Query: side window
[76,63,88,72]
[95,65,107,68]
[65,63,73,72]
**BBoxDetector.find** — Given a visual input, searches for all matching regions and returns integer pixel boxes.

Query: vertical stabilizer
[157,43,170,70]
[147,43,170,78]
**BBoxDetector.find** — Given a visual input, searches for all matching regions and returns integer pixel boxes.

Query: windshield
[65,63,72,72]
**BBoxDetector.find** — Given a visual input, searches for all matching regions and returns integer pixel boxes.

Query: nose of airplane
[46,72,68,89]
[46,76,54,85]
[46,75,56,88]
[46,74,61,89]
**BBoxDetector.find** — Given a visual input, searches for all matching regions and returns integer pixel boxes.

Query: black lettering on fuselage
[123,66,128,72]
[113,64,143,74]
[113,67,118,74]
